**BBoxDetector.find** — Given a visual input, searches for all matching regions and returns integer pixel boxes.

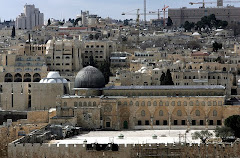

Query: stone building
[16,4,44,30]
[169,6,240,27]
[51,66,240,130]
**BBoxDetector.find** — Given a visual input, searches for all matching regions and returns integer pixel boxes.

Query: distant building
[168,6,240,27]
[15,4,44,30]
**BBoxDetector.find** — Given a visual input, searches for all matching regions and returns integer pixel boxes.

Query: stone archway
[123,120,128,129]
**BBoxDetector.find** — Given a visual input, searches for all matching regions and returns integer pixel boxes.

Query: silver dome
[74,66,105,88]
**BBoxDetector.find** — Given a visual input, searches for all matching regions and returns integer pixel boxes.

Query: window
[157,110,164,117]
[93,102,96,106]
[147,101,151,106]
[165,101,169,106]
[88,102,92,106]
[213,101,217,106]
[135,101,139,106]
[138,120,142,125]
[196,101,200,106]
[189,101,193,106]
[184,101,187,106]
[177,110,182,116]
[145,120,149,125]
[159,101,163,106]
[192,120,196,125]
[124,101,127,105]
[177,101,181,106]
[182,120,186,125]
[201,101,205,106]
[129,101,133,106]
[153,101,157,106]
[174,120,178,125]
[208,101,212,106]
[171,101,175,106]
[79,102,82,106]
[83,102,87,106]
[209,120,214,125]
[213,110,217,116]
[141,110,145,116]
[74,102,78,107]
[200,120,204,125]
[163,120,167,125]
[217,120,222,125]
[218,101,222,106]
[196,110,200,116]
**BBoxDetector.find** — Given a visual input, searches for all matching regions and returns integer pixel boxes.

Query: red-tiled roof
[191,52,209,56]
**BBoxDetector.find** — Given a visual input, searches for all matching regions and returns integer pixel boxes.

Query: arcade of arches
[4,73,41,82]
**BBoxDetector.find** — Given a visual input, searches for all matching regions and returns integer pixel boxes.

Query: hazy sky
[0,0,239,21]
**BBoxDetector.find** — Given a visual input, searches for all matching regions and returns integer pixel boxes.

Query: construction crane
[144,0,147,27]
[189,0,240,8]
[162,5,169,26]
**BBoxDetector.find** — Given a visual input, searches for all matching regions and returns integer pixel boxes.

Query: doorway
[123,121,128,129]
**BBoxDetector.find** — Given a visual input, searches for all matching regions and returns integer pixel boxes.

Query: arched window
[189,101,193,106]
[88,102,92,106]
[171,101,175,106]
[135,101,139,106]
[64,102,67,106]
[159,110,164,116]
[177,101,181,106]
[201,101,205,106]
[141,110,145,116]
[196,101,200,106]
[159,101,163,106]
[74,102,78,107]
[223,67,226,72]
[129,101,133,105]
[177,110,182,116]
[184,101,187,106]
[93,102,96,106]
[153,101,157,106]
[147,101,151,106]
[83,102,87,106]
[208,101,212,106]
[195,110,200,116]
[79,102,82,106]
[213,110,217,116]
[33,73,41,82]
[23,73,31,82]
[14,73,22,82]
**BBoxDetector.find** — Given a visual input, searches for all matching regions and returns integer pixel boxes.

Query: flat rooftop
[49,130,215,145]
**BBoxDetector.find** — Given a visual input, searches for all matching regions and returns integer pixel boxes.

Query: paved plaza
[50,130,215,145]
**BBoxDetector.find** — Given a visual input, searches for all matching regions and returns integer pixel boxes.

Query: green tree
[166,16,173,26]
[47,18,51,26]
[214,126,234,140]
[99,60,112,84]
[164,69,174,85]
[11,26,15,38]
[183,21,195,31]
[160,72,166,85]
[192,130,213,144]
[89,55,97,67]
[224,115,240,138]
[212,42,222,52]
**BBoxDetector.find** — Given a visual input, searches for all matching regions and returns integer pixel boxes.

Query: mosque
[49,66,239,130]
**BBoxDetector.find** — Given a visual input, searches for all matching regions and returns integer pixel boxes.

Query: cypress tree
[11,26,15,38]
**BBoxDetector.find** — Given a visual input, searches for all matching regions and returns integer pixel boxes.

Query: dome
[47,72,61,78]
[40,71,69,84]
[74,66,105,88]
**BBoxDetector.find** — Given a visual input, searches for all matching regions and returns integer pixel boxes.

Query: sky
[0,0,240,21]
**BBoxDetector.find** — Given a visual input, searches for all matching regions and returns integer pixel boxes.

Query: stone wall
[8,143,240,158]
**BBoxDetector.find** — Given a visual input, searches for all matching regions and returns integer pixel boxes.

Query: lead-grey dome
[74,66,105,88]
